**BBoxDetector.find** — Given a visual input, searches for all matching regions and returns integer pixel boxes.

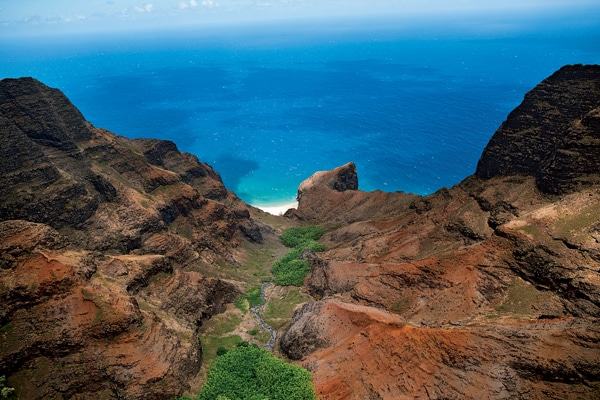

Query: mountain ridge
[1,64,600,399]
[279,64,600,399]
[0,76,271,398]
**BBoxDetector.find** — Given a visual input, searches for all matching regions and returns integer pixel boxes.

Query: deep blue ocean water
[2,20,599,206]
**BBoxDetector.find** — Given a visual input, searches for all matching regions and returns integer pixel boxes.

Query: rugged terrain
[280,64,600,399]
[1,64,600,399]
[0,77,280,399]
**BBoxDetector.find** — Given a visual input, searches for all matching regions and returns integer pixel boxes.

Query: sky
[1,0,600,37]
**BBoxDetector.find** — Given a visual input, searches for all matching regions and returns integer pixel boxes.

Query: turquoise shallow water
[2,20,599,206]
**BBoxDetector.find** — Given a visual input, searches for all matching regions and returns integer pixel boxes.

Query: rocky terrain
[1,64,599,399]
[280,64,600,399]
[0,77,273,398]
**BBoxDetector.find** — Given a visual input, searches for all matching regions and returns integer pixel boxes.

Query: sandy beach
[254,201,298,216]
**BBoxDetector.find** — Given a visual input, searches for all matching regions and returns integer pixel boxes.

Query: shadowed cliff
[476,64,600,194]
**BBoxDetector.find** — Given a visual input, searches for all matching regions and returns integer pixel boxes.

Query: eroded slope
[0,77,269,398]
[280,65,600,399]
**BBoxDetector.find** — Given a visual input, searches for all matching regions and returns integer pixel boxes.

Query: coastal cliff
[476,64,600,194]
[1,64,600,399]
[281,64,600,399]
[0,77,267,398]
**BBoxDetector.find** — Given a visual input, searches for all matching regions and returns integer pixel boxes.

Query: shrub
[272,259,310,286]
[216,347,229,356]
[198,343,316,400]
[0,376,14,400]
[303,240,326,252]
[280,226,326,248]
[271,226,326,286]
[235,286,263,312]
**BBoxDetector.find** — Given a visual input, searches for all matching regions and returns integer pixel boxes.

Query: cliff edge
[476,64,600,194]
[281,65,600,399]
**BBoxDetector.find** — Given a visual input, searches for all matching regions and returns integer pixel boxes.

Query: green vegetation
[216,346,230,356]
[235,286,263,313]
[280,226,326,248]
[495,277,553,317]
[0,376,15,400]
[250,209,295,231]
[196,342,317,400]
[198,310,245,383]
[271,226,326,286]
[200,335,244,376]
[557,202,600,234]
[170,217,194,240]
[117,137,143,155]
[272,256,310,286]
[264,287,312,330]
[194,241,276,286]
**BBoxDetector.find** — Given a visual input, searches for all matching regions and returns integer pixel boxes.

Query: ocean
[2,18,599,207]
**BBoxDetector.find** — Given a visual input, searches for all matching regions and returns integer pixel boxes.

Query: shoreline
[253,201,298,216]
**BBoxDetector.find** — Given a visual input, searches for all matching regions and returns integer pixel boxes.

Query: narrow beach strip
[254,201,298,216]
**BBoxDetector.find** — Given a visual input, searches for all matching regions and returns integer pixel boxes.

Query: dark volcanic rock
[136,138,229,200]
[476,64,600,194]
[0,77,92,147]
[0,78,113,229]
[139,271,239,327]
[0,77,260,251]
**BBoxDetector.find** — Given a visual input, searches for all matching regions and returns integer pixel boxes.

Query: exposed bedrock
[476,64,600,194]
[281,64,600,399]
[0,77,264,398]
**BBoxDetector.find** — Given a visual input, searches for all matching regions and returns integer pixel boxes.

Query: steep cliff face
[476,64,600,194]
[0,78,266,398]
[281,65,600,399]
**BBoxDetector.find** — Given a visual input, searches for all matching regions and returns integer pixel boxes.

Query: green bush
[271,226,326,286]
[303,240,326,252]
[280,226,326,248]
[272,259,310,286]
[235,286,263,312]
[0,376,14,400]
[216,346,229,356]
[197,343,316,400]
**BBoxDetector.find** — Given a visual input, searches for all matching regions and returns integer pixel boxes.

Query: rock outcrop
[297,162,359,201]
[0,78,267,398]
[293,162,419,224]
[476,64,600,194]
[281,65,600,399]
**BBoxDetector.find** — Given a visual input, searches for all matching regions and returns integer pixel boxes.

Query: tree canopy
[197,343,317,400]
